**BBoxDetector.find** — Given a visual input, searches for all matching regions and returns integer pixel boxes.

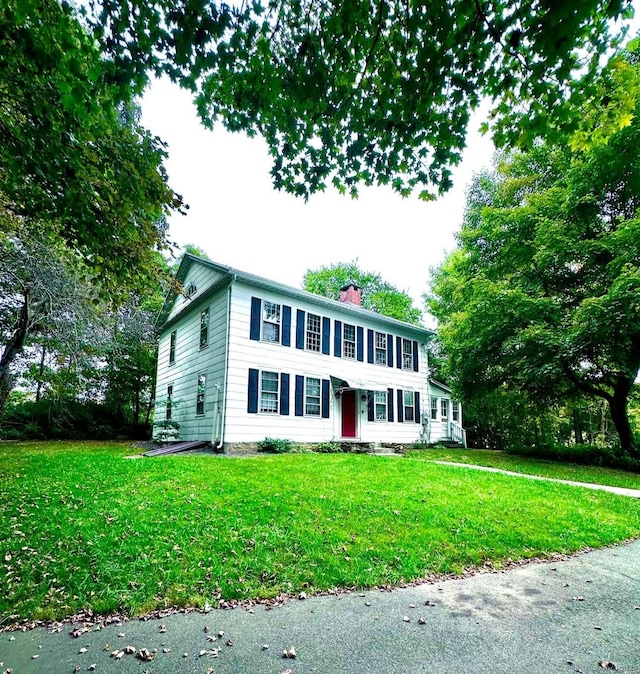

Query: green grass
[2,441,640,625]
[407,448,640,490]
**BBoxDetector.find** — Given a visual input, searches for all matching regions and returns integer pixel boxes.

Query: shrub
[257,437,292,453]
[506,442,640,472]
[314,441,342,453]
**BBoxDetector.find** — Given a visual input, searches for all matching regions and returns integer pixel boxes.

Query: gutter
[213,274,235,449]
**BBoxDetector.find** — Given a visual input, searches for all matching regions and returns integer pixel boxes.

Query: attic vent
[184,282,197,299]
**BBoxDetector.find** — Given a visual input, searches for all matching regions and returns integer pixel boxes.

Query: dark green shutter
[367,329,374,363]
[250,297,261,341]
[295,375,304,416]
[387,388,394,422]
[414,392,421,423]
[282,305,292,346]
[322,317,330,354]
[396,336,402,369]
[296,310,305,349]
[321,379,330,418]
[367,390,374,421]
[413,340,419,371]
[334,320,342,357]
[387,333,393,367]
[397,388,404,422]
[248,368,259,413]
[356,327,364,361]
[280,373,290,415]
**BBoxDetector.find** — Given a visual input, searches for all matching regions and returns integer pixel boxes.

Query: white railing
[449,422,467,448]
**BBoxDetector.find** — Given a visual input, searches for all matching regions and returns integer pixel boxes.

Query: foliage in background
[83,0,635,199]
[428,46,640,458]
[303,260,422,325]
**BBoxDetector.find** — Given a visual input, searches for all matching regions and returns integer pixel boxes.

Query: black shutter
[250,297,261,341]
[296,310,305,349]
[367,390,374,421]
[321,379,330,418]
[396,336,402,369]
[282,305,292,347]
[413,340,419,371]
[334,320,342,358]
[387,388,394,422]
[397,388,404,422]
[248,368,259,413]
[280,373,290,415]
[356,327,364,362]
[295,375,304,416]
[322,317,330,355]
[414,391,421,423]
[387,333,393,367]
[367,329,374,363]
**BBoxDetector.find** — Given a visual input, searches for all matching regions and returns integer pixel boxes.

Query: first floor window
[343,323,356,359]
[306,313,321,351]
[169,330,176,364]
[196,374,206,415]
[402,338,413,370]
[430,396,438,420]
[374,331,387,364]
[260,371,279,413]
[166,385,173,420]
[441,398,449,421]
[452,400,459,422]
[305,377,321,416]
[404,390,415,421]
[262,301,281,342]
[374,391,387,421]
[200,307,210,348]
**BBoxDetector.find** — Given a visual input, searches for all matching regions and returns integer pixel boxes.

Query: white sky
[140,8,637,317]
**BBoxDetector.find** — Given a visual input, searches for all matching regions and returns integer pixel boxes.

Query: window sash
[441,399,448,419]
[374,331,387,364]
[452,400,459,421]
[305,377,321,416]
[374,390,387,421]
[196,374,206,415]
[169,331,176,364]
[404,390,414,421]
[402,338,413,369]
[306,313,321,351]
[343,323,356,359]
[200,308,210,348]
[166,385,173,420]
[430,397,438,420]
[262,301,281,342]
[260,371,279,413]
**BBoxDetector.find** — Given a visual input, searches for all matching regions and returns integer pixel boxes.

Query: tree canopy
[79,0,635,199]
[427,72,640,456]
[303,260,422,325]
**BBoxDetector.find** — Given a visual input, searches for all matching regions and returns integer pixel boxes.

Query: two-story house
[153,254,465,449]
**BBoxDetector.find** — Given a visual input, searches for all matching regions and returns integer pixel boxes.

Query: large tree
[78,0,636,199]
[303,260,422,325]
[428,82,640,457]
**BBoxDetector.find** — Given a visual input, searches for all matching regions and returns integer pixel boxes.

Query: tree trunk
[572,407,584,445]
[0,289,31,411]
[35,343,47,403]
[607,379,638,459]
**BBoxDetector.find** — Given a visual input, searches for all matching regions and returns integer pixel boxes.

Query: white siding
[154,286,229,441]
[165,264,226,323]
[223,282,430,444]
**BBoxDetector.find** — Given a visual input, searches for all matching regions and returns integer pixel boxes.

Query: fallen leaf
[418,617,426,625]
[117,633,125,638]
[136,649,154,662]
[158,624,166,633]
[594,626,602,630]
[572,596,584,602]
[87,665,96,671]
[102,644,109,651]
[124,646,136,654]
[32,655,39,660]
[79,647,88,654]
[403,616,410,623]
[226,639,234,647]
[598,661,617,670]
[299,592,307,600]
[163,648,170,654]
[283,646,297,659]
[262,644,269,650]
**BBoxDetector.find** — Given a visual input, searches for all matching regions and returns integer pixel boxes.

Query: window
[402,339,414,370]
[262,301,281,342]
[404,390,415,421]
[374,332,387,364]
[452,400,459,422]
[305,377,321,416]
[430,396,438,420]
[196,374,206,415]
[306,313,321,351]
[183,282,197,299]
[343,323,356,359]
[200,307,210,348]
[260,371,279,413]
[374,391,387,421]
[169,330,176,364]
[441,399,449,421]
[166,385,173,420]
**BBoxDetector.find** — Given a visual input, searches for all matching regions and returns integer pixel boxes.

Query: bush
[314,441,342,453]
[257,437,292,453]
[506,442,640,472]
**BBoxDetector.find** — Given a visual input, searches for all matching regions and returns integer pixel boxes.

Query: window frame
[261,300,281,343]
[441,398,449,421]
[401,338,414,370]
[196,373,206,415]
[169,330,176,364]
[404,390,415,422]
[304,377,321,416]
[374,331,387,365]
[452,400,459,422]
[342,323,356,359]
[306,312,321,352]
[200,307,210,349]
[374,391,387,421]
[259,370,280,414]
[166,384,173,420]
[430,396,438,420]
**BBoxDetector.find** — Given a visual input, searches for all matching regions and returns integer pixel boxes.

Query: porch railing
[449,421,467,448]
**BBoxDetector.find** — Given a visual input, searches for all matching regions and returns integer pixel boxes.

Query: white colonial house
[153,254,465,449]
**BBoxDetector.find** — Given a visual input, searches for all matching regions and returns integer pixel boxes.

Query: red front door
[341,390,357,438]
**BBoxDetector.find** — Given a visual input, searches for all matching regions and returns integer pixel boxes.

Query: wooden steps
[144,440,210,457]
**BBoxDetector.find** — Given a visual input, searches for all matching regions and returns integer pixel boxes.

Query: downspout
[212,275,235,449]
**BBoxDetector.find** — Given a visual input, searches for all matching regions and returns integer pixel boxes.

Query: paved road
[2,541,639,674]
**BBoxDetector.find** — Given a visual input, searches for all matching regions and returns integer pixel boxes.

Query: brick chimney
[339,283,362,306]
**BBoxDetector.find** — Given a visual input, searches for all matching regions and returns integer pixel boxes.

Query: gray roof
[158,254,433,339]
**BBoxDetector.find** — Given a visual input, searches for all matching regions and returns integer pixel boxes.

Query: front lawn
[2,441,640,625]
[407,448,640,489]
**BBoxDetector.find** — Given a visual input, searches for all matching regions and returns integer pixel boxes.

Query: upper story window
[169,330,176,364]
[402,339,414,370]
[262,301,281,342]
[404,390,415,421]
[452,400,460,422]
[343,323,356,359]
[305,377,321,416]
[374,332,387,365]
[306,313,321,352]
[184,282,197,299]
[260,371,279,413]
[441,399,449,421]
[374,391,387,421]
[196,373,206,415]
[430,396,438,420]
[200,307,210,348]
